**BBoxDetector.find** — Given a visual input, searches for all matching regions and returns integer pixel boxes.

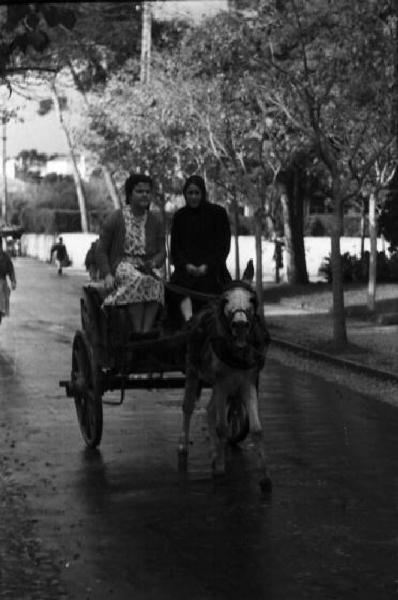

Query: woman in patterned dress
[96,173,166,333]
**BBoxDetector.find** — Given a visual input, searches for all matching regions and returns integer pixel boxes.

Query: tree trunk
[291,168,309,284]
[140,1,152,84]
[51,84,89,233]
[367,191,377,312]
[280,186,294,282]
[330,179,347,348]
[254,208,263,306]
[360,199,366,258]
[102,166,121,210]
[232,190,240,279]
[158,186,170,279]
[393,1,398,150]
[279,181,309,284]
[68,62,121,211]
[1,113,7,223]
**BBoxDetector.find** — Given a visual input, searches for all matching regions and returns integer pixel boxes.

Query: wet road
[1,258,398,599]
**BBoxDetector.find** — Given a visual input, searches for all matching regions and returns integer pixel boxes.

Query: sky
[5,0,228,158]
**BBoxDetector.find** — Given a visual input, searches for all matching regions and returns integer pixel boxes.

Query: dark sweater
[96,209,166,277]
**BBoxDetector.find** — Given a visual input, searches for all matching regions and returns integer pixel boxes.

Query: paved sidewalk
[264,301,398,379]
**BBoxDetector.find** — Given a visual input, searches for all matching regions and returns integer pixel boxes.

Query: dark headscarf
[125,173,153,204]
[182,175,207,204]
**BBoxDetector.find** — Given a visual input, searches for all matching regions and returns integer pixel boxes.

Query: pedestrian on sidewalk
[0,240,17,324]
[273,236,284,284]
[85,240,99,281]
[50,236,69,276]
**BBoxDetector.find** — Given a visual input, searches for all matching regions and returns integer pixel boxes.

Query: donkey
[178,279,272,492]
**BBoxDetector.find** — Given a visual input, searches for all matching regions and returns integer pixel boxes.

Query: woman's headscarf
[182,175,207,204]
[125,173,153,204]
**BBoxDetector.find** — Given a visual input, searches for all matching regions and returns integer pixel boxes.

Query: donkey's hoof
[259,475,272,494]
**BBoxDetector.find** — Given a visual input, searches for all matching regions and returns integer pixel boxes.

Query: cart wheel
[72,331,103,448]
[226,399,249,445]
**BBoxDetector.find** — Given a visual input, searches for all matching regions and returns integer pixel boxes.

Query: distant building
[6,153,87,181]
[42,154,86,179]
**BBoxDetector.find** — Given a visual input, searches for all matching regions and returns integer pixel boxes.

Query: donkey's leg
[246,382,272,493]
[208,385,227,475]
[178,369,201,455]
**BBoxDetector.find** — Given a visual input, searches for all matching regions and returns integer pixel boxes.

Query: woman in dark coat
[168,175,231,325]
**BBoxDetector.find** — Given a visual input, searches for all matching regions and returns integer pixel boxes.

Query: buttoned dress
[103,206,164,307]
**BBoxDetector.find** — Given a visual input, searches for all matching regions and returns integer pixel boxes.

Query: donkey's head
[219,281,258,348]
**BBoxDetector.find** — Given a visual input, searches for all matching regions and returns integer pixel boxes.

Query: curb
[270,336,398,384]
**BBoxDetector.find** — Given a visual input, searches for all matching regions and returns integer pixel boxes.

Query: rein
[164,281,219,302]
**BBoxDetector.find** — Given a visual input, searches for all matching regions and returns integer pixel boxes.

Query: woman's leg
[142,302,159,332]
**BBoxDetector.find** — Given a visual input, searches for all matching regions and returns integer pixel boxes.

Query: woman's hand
[104,273,115,291]
[11,281,16,291]
[186,263,198,275]
[197,264,208,276]
[186,264,207,277]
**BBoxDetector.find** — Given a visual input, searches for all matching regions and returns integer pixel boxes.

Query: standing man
[84,240,99,281]
[273,237,284,284]
[0,239,16,324]
[50,236,68,276]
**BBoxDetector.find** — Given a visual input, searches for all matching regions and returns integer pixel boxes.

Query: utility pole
[1,112,7,224]
[140,1,152,84]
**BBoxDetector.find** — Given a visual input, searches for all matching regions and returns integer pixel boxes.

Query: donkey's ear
[242,259,254,283]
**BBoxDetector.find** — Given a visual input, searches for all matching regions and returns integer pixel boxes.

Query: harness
[210,336,266,370]
[189,307,270,371]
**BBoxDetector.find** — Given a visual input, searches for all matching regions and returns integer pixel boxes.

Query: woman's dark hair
[183,174,207,202]
[125,173,153,204]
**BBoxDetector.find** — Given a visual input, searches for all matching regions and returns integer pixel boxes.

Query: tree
[176,11,311,285]
[181,0,394,346]
[0,3,76,87]
[250,0,394,347]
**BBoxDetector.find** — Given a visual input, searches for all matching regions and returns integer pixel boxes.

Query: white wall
[21,233,98,270]
[21,233,388,282]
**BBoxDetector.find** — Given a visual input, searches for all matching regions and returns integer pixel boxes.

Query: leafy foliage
[318,251,398,283]
[0,3,76,81]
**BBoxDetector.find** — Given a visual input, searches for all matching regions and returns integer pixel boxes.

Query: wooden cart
[60,284,249,449]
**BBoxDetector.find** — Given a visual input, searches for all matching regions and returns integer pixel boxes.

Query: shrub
[318,251,398,283]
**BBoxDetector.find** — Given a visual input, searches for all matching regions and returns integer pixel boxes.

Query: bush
[318,251,398,283]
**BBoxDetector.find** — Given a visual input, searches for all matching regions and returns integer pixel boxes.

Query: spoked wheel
[226,398,250,445]
[71,331,103,448]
